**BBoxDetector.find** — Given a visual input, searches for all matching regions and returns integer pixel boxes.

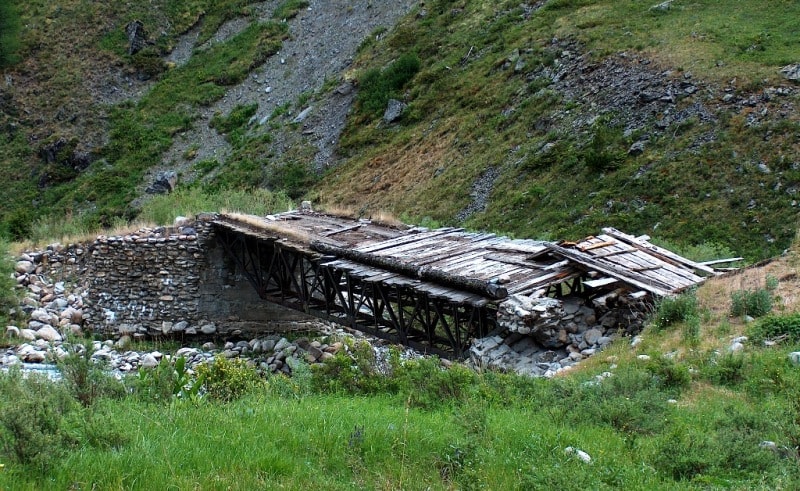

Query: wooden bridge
[209,211,715,358]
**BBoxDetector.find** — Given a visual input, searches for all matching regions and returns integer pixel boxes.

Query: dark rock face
[145,170,177,194]
[36,138,93,188]
[126,20,148,56]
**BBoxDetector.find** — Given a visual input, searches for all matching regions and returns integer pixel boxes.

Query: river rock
[20,328,37,341]
[140,353,159,369]
[36,326,62,342]
[15,260,35,274]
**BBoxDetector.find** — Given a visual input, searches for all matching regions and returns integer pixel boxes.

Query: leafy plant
[273,0,309,20]
[748,313,800,343]
[357,52,421,116]
[196,355,264,402]
[652,290,699,330]
[134,356,204,402]
[59,341,126,407]
[0,0,20,68]
[0,369,78,469]
[730,288,772,318]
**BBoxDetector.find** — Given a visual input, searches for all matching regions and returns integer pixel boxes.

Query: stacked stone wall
[83,223,211,336]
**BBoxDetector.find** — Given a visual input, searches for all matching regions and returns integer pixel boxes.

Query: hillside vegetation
[0,0,798,259]
[317,0,800,261]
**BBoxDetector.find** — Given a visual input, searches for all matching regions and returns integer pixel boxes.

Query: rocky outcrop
[471,292,649,377]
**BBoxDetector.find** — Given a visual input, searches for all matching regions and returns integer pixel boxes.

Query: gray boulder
[383,99,407,123]
[780,64,800,82]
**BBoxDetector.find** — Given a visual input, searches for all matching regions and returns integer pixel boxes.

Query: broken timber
[208,211,720,358]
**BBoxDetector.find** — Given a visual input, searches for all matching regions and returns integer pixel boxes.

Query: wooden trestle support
[214,225,496,358]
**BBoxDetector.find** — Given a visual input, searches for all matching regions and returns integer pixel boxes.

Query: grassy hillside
[0,0,798,261]
[315,0,800,260]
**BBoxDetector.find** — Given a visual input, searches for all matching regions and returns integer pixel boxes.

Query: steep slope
[309,0,800,261]
[1,0,799,263]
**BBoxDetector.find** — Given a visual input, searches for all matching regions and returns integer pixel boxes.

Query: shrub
[273,0,310,20]
[59,342,126,407]
[652,290,698,330]
[357,52,421,116]
[133,356,204,403]
[0,369,78,469]
[748,313,800,343]
[311,340,388,394]
[196,355,264,402]
[395,357,478,409]
[730,288,772,318]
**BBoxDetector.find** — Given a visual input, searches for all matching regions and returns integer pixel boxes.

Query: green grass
[2,337,800,489]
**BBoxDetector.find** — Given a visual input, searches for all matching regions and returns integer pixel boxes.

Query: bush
[133,356,203,403]
[0,369,78,469]
[748,313,800,343]
[730,288,772,318]
[652,290,698,330]
[394,357,478,409]
[357,52,421,116]
[59,342,126,407]
[196,355,264,402]
[311,340,389,395]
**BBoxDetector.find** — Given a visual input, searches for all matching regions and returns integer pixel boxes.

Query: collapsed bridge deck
[209,211,715,358]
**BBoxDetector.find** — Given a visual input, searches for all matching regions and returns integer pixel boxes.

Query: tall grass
[2,341,799,488]
[138,187,293,225]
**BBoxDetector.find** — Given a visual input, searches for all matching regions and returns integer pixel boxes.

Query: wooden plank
[322,223,362,237]
[602,227,717,275]
[355,229,454,253]
[508,270,579,294]
[483,253,544,269]
[544,259,571,271]
[579,240,617,251]
[547,243,674,296]
[583,277,618,288]
[486,242,549,255]
[700,257,744,266]
[435,250,493,271]
[629,291,649,299]
[587,238,700,286]
[369,233,466,257]
[589,247,638,259]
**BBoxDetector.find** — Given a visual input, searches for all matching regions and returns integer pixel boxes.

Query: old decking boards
[213,211,714,303]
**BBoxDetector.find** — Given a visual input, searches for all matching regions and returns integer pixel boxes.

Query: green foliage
[134,356,204,402]
[209,103,258,144]
[268,160,317,199]
[311,340,388,395]
[357,52,421,116]
[0,241,19,325]
[652,290,699,330]
[0,0,20,68]
[581,116,625,172]
[749,313,800,343]
[0,369,78,470]
[196,355,264,402]
[395,357,478,409]
[272,0,309,20]
[731,288,773,318]
[59,342,126,407]
[138,187,292,225]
